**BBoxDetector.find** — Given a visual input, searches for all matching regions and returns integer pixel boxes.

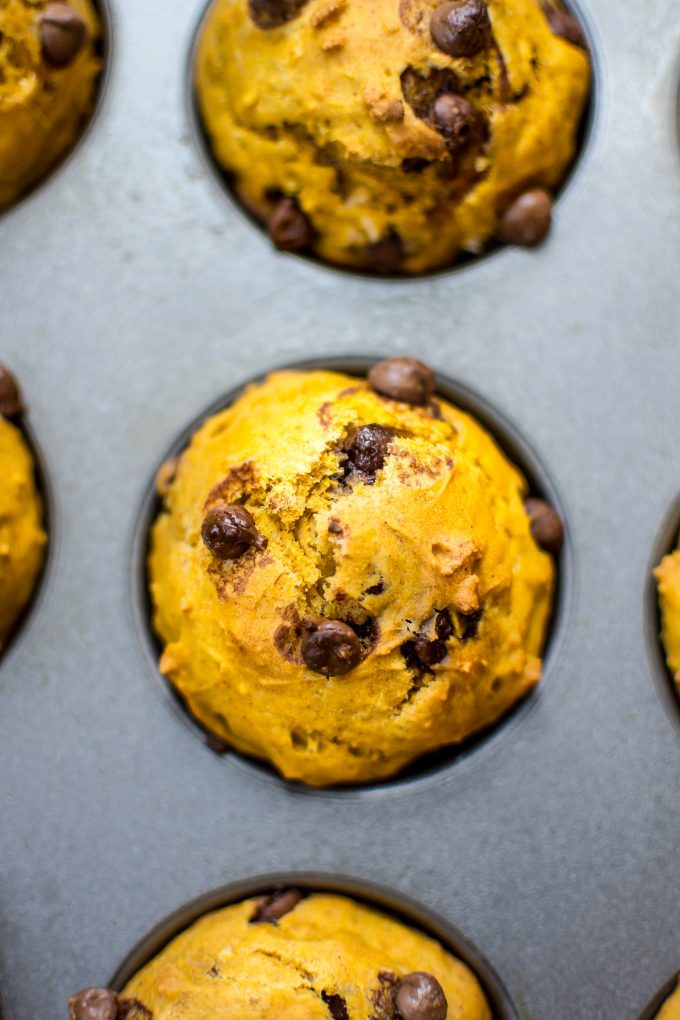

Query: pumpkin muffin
[0,366,46,652]
[654,544,680,690]
[69,889,492,1020]
[194,0,590,273]
[0,0,102,212]
[147,358,559,786]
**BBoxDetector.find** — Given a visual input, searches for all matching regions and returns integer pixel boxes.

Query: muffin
[0,0,102,212]
[69,889,492,1019]
[654,543,680,691]
[0,366,46,652]
[194,0,590,274]
[148,358,559,786]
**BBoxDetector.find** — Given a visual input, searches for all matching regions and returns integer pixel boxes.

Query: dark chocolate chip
[365,580,385,595]
[321,991,350,1020]
[524,497,564,554]
[498,189,553,247]
[435,608,454,641]
[344,424,395,477]
[302,619,362,676]
[430,0,491,58]
[542,3,587,48]
[68,988,118,1020]
[249,0,309,28]
[0,364,23,417]
[458,608,482,640]
[201,504,268,560]
[395,972,448,1020]
[401,67,461,123]
[432,93,476,151]
[368,358,435,406]
[41,3,88,67]
[365,230,405,274]
[267,196,315,252]
[251,887,303,923]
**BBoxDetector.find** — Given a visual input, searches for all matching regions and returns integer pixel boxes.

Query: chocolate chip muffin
[656,982,680,1020]
[0,367,46,652]
[194,0,590,274]
[148,359,558,786]
[0,0,102,212]
[70,890,492,1019]
[654,544,680,692]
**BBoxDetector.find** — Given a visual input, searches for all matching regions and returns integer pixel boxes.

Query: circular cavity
[187,0,597,280]
[108,872,519,1020]
[638,971,680,1020]
[0,413,53,668]
[0,0,113,218]
[130,355,572,796]
[645,493,680,733]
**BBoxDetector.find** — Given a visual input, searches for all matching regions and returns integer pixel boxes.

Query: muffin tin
[1,0,680,1017]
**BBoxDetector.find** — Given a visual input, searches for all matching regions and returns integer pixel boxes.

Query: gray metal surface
[0,0,679,1016]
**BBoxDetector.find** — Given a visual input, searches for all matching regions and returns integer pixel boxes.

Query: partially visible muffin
[70,889,492,1019]
[656,981,680,1019]
[195,0,590,273]
[654,545,680,690]
[0,0,102,212]
[0,366,46,652]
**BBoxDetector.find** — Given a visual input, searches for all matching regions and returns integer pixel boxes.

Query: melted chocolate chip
[458,608,482,640]
[395,973,448,1020]
[267,196,315,251]
[68,988,118,1020]
[368,358,435,406]
[365,580,385,595]
[524,497,564,554]
[117,1002,153,1020]
[435,608,454,641]
[372,971,399,1020]
[249,0,309,28]
[41,3,88,67]
[432,93,477,152]
[321,991,350,1020]
[251,888,303,923]
[542,3,587,48]
[0,364,23,417]
[201,504,267,560]
[344,424,395,478]
[402,611,455,673]
[498,189,553,247]
[401,67,460,123]
[365,230,405,274]
[302,619,362,676]
[430,0,491,58]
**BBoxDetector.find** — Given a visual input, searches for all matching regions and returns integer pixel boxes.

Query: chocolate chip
[365,230,405,274]
[302,619,362,676]
[251,888,303,923]
[368,358,435,406]
[68,988,118,1020]
[395,973,448,1020]
[41,3,88,67]
[498,189,553,247]
[321,991,350,1020]
[435,608,454,641]
[365,580,385,595]
[542,3,587,48]
[249,0,309,28]
[402,158,431,173]
[430,0,491,58]
[201,504,268,560]
[432,93,477,151]
[117,1002,153,1020]
[458,608,481,640]
[267,196,315,251]
[344,424,395,477]
[0,364,23,417]
[525,497,564,554]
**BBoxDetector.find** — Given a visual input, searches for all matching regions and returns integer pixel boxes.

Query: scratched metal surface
[0,0,679,1017]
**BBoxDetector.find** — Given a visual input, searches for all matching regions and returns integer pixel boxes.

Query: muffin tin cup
[645,493,680,734]
[108,872,520,1019]
[638,971,680,1020]
[131,354,572,796]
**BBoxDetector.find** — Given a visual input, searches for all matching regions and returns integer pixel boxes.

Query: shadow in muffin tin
[644,493,680,735]
[108,872,520,1019]
[638,970,680,1020]
[185,0,599,281]
[0,0,113,221]
[130,355,573,798]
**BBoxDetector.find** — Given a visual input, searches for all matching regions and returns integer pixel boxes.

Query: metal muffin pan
[1,0,680,1017]
[107,872,519,1018]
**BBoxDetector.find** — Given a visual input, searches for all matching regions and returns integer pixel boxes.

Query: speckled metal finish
[0,0,679,1018]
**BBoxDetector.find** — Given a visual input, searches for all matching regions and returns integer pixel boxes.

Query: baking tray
[0,0,680,1016]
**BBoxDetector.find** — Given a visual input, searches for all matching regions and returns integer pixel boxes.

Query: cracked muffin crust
[0,0,102,212]
[655,543,680,694]
[148,363,556,786]
[81,891,492,1019]
[0,367,46,652]
[194,0,590,274]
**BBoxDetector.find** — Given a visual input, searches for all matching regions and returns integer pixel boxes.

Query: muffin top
[195,0,590,273]
[149,362,556,785]
[654,546,680,688]
[71,890,492,1019]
